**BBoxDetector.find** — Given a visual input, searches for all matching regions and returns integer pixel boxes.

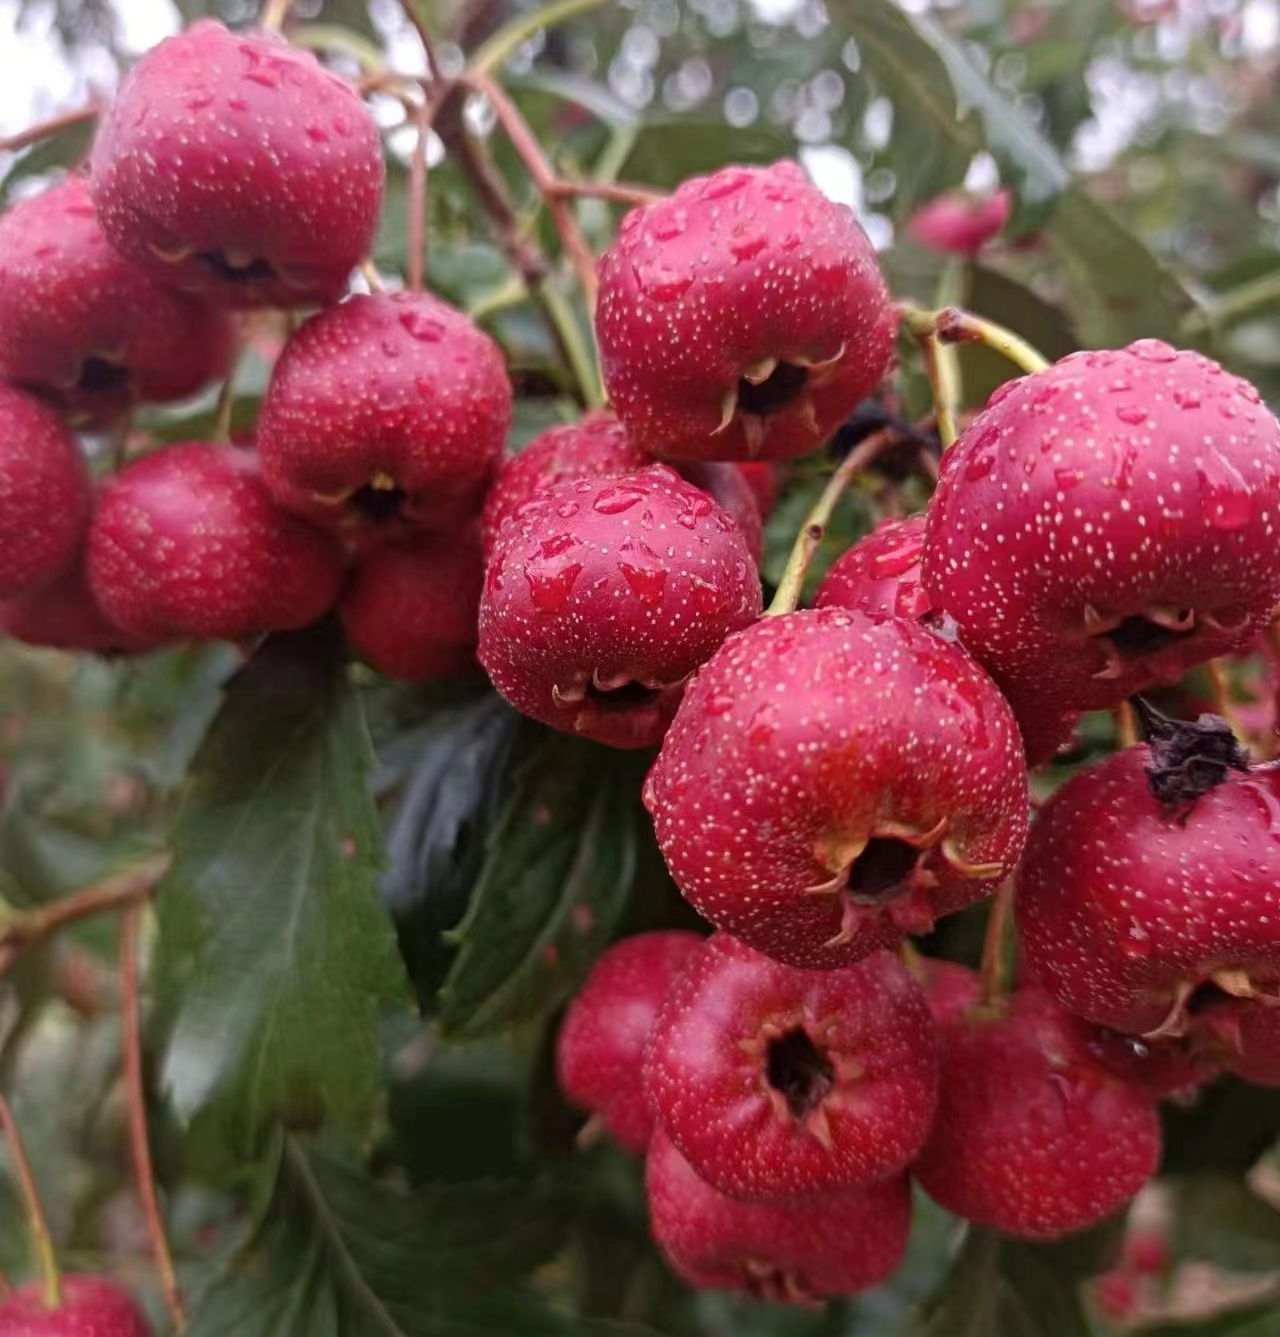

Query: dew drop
[619,562,667,606]
[706,693,736,716]
[634,257,694,303]
[525,559,583,612]
[399,310,444,342]
[964,452,996,482]
[1173,386,1202,410]
[729,228,768,261]
[593,486,645,515]
[1115,404,1148,426]
[1129,338,1178,364]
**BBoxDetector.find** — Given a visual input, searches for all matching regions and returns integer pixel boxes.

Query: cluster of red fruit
[5,7,1280,1321]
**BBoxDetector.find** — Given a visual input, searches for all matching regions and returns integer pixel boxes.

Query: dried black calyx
[765,1028,835,1119]
[1130,695,1249,808]
[737,361,808,417]
[846,837,920,902]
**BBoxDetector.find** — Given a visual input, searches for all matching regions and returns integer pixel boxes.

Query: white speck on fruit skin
[643,606,1029,968]
[921,342,1280,715]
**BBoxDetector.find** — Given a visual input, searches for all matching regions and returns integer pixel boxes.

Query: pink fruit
[646,1128,911,1303]
[0,1276,151,1336]
[1017,743,1280,1037]
[922,342,1280,715]
[0,177,231,427]
[478,465,761,750]
[88,443,345,642]
[90,20,383,308]
[481,410,762,561]
[905,189,1012,258]
[596,161,898,462]
[914,989,1162,1240]
[258,292,511,534]
[0,385,90,599]
[340,528,482,683]
[555,931,703,1153]
[643,608,1029,969]
[813,515,931,620]
[736,461,779,520]
[644,933,938,1199]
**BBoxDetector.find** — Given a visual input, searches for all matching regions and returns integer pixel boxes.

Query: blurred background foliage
[2,0,1280,1334]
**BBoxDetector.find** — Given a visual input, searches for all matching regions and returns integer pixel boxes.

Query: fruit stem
[919,334,961,449]
[461,72,600,317]
[548,179,667,209]
[258,0,292,32]
[0,103,98,155]
[900,303,1051,378]
[0,1094,61,1309]
[979,879,1015,1004]
[0,854,171,984]
[541,282,605,408]
[407,94,432,292]
[212,344,244,445]
[1114,700,1139,749]
[121,906,187,1332]
[360,259,386,294]
[469,0,613,77]
[766,428,896,617]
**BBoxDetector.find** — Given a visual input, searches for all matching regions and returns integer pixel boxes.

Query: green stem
[900,303,1050,377]
[920,335,960,448]
[979,879,1015,1005]
[539,280,603,407]
[766,429,894,617]
[1182,268,1280,338]
[0,1095,60,1309]
[470,0,612,77]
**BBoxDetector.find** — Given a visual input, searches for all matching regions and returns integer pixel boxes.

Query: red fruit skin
[478,465,762,750]
[1,544,164,655]
[1197,998,1280,1087]
[90,20,383,309]
[0,1275,152,1336]
[258,292,511,534]
[917,957,982,1025]
[814,515,931,621]
[88,444,345,643]
[0,385,90,599]
[922,342,1280,714]
[481,411,762,561]
[596,161,898,462]
[1017,746,1280,1035]
[556,931,703,1153]
[643,608,1029,969]
[644,933,938,1200]
[646,1128,911,1303]
[913,990,1162,1241]
[904,189,1012,258]
[340,528,482,683]
[0,177,231,428]
[736,461,778,520]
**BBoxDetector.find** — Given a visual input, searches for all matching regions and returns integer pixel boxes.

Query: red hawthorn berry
[90,20,384,309]
[87,443,345,643]
[645,1128,912,1304]
[643,608,1029,969]
[596,161,898,462]
[258,292,511,535]
[916,956,983,1025]
[913,989,1162,1240]
[1017,742,1280,1037]
[644,933,938,1200]
[0,384,90,599]
[904,189,1012,258]
[481,410,762,562]
[922,342,1280,715]
[556,931,703,1153]
[0,177,231,428]
[1194,996,1280,1088]
[814,515,931,621]
[0,1276,151,1336]
[340,528,483,683]
[736,461,779,520]
[478,465,762,750]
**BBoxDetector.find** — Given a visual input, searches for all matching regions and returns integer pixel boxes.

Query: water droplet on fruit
[707,693,735,716]
[306,124,330,143]
[651,211,685,242]
[594,486,645,515]
[1120,923,1151,960]
[1115,404,1148,426]
[1129,338,1178,364]
[634,257,693,302]
[619,562,667,606]
[701,168,751,201]
[1173,386,1202,410]
[245,68,281,89]
[1109,446,1138,493]
[964,452,995,482]
[1198,449,1253,530]
[556,502,579,519]
[399,310,443,342]
[187,94,215,111]
[1054,468,1084,490]
[525,558,583,612]
[688,575,723,613]
[730,227,768,261]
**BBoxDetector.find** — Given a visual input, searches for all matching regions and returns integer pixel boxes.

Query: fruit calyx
[764,1026,837,1121]
[1129,694,1248,808]
[715,347,844,456]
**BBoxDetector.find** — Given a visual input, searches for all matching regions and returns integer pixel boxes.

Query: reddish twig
[0,1093,61,1307]
[406,93,433,291]
[120,905,186,1331]
[548,179,666,209]
[0,104,99,156]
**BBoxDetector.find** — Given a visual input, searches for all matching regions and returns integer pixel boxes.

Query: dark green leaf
[186,1138,652,1337]
[157,626,409,1147]
[437,732,645,1040]
[0,117,94,202]
[1161,1079,1280,1175]
[1140,1302,1280,1337]
[621,120,795,190]
[1169,1177,1280,1273]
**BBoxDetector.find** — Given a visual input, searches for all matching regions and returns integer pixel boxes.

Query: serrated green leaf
[1169,1177,1280,1273]
[437,732,644,1040]
[156,626,409,1147]
[186,1138,651,1337]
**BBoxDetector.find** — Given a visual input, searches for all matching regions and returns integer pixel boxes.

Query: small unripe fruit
[904,189,1012,258]
[556,931,702,1153]
[88,444,345,643]
[258,292,511,534]
[645,933,938,1200]
[646,1128,911,1304]
[340,528,483,683]
[0,385,90,599]
[596,161,897,462]
[479,465,762,750]
[0,177,231,427]
[90,20,384,308]
[0,1275,152,1336]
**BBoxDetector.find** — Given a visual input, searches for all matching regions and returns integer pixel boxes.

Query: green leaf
[437,731,644,1040]
[0,117,94,202]
[905,1228,1093,1337]
[1161,1079,1280,1175]
[186,1138,651,1337]
[621,120,795,190]
[1169,1177,1280,1273]
[157,626,410,1147]
[1140,1302,1280,1337]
